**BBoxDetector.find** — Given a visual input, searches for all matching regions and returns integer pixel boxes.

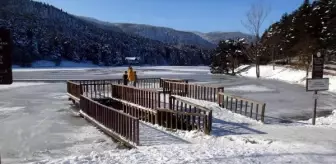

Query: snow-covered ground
[3,65,336,163]
[239,65,336,122]
[40,95,336,164]
[0,83,119,164]
[239,65,336,93]
[0,82,47,90]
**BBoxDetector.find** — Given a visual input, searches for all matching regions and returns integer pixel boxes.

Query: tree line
[211,0,336,77]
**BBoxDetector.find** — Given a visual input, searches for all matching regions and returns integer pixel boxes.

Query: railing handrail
[218,92,265,105]
[164,81,223,89]
[111,96,157,113]
[170,95,212,112]
[138,78,161,80]
[69,79,120,82]
[156,108,207,117]
[81,95,139,120]
[67,80,80,85]
[112,83,160,93]
[69,78,161,82]
[160,78,188,81]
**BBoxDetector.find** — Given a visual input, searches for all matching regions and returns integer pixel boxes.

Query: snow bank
[225,84,275,92]
[141,71,195,75]
[39,136,336,164]
[240,65,336,126]
[326,76,336,93]
[0,82,47,90]
[234,64,251,72]
[147,66,210,72]
[240,65,307,84]
[0,106,25,114]
[301,110,336,126]
[239,65,336,93]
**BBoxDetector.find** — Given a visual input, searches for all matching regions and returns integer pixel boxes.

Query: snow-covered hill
[78,16,215,48]
[79,16,253,48]
[0,0,212,67]
[114,23,216,48]
[194,31,254,44]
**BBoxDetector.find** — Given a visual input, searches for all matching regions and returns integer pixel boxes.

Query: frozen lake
[1,66,335,163]
[0,83,119,163]
[13,66,336,121]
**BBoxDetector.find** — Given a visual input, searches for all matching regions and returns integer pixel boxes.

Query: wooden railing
[163,81,224,102]
[111,84,169,109]
[98,97,158,125]
[67,81,82,99]
[166,95,212,134]
[136,78,161,88]
[159,78,189,88]
[80,95,140,145]
[78,80,113,99]
[68,78,188,93]
[74,79,122,85]
[66,78,215,137]
[122,101,157,125]
[71,78,162,89]
[98,95,212,135]
[217,92,266,122]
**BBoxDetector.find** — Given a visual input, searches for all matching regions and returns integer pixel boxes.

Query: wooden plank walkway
[139,122,189,146]
[74,92,189,147]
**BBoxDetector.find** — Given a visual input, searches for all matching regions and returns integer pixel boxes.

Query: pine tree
[210,38,245,74]
[260,0,336,66]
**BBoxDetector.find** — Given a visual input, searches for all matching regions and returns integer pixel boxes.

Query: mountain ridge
[0,0,213,66]
[78,16,253,47]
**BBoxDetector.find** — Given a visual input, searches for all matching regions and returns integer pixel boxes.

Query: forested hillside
[261,0,336,64]
[113,23,216,48]
[0,0,213,67]
[79,16,253,49]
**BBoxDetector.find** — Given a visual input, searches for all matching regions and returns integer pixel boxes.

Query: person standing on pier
[127,66,136,86]
[123,71,128,85]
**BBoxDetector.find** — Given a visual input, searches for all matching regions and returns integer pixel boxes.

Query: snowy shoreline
[238,65,336,93]
[238,65,336,126]
[4,65,336,164]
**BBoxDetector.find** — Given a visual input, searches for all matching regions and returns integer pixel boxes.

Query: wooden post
[313,91,318,125]
[261,103,266,123]
[207,110,212,134]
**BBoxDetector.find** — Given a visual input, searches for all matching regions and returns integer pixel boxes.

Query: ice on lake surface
[1,66,336,163]
[11,66,336,121]
[0,83,119,163]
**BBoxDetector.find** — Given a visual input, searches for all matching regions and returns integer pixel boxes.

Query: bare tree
[241,0,271,78]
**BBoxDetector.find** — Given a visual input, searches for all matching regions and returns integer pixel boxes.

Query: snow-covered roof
[125,57,140,60]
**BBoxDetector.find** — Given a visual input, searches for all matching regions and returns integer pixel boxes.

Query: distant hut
[125,56,141,65]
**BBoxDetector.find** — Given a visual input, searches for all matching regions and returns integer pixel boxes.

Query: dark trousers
[123,75,128,85]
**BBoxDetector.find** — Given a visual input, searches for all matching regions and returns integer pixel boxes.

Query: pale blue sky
[34,0,304,33]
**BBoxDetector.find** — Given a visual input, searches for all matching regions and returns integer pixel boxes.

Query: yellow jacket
[127,68,135,81]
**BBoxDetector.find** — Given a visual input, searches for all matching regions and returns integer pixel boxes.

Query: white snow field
[1,65,336,163]
[239,65,336,93]
[0,83,120,164]
[37,96,336,164]
[0,82,47,90]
